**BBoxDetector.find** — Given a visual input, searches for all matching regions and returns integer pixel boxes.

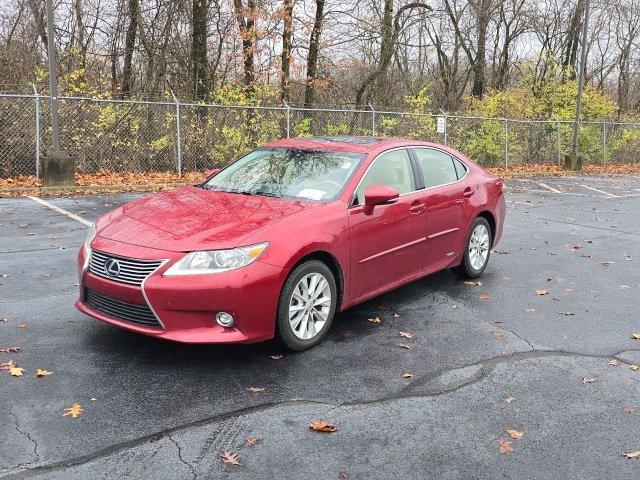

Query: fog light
[216,312,234,327]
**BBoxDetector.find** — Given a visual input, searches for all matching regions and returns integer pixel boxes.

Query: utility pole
[43,0,74,186]
[566,0,590,171]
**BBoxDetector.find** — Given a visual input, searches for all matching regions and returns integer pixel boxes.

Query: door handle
[462,187,474,198]
[409,201,425,214]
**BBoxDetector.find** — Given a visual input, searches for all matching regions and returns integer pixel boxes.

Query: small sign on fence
[436,116,446,134]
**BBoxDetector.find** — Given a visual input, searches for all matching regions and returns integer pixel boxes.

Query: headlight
[163,242,269,276]
[84,222,96,256]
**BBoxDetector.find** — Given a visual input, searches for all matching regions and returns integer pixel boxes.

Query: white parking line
[27,196,92,226]
[537,181,564,194]
[579,184,619,197]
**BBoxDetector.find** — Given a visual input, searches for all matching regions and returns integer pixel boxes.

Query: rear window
[413,148,458,188]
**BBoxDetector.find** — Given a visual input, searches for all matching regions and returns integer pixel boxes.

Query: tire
[276,260,338,351]
[452,217,492,279]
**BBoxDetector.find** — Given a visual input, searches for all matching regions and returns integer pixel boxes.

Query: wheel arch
[286,250,345,312]
[476,210,496,247]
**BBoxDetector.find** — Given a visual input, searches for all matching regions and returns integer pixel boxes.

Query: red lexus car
[76,136,505,351]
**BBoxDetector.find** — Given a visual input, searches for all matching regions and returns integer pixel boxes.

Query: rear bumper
[76,236,285,344]
[492,192,506,247]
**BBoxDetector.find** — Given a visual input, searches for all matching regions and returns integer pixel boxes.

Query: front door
[348,149,427,300]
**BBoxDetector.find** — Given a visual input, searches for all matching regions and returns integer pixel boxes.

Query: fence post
[602,121,607,163]
[504,118,509,170]
[284,102,290,138]
[556,120,561,166]
[368,103,376,136]
[32,84,41,178]
[171,91,182,176]
[444,114,448,146]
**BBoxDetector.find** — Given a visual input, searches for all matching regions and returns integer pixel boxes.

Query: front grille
[88,250,163,286]
[85,288,162,328]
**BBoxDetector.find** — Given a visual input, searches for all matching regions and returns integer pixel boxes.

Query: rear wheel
[452,217,492,279]
[276,260,337,351]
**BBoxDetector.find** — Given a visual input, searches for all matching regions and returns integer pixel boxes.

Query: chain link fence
[1,90,640,178]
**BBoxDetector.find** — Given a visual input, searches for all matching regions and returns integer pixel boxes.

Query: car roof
[263,136,442,155]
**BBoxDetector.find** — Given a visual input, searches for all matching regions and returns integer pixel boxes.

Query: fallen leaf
[269,354,283,360]
[395,343,411,349]
[393,313,400,318]
[492,331,504,340]
[62,404,84,418]
[582,377,597,384]
[623,407,635,413]
[399,331,413,339]
[244,437,259,447]
[525,308,536,313]
[535,289,549,296]
[631,333,640,340]
[368,317,381,324]
[506,429,524,439]
[0,346,20,353]
[480,293,492,301]
[1,360,17,370]
[464,281,481,287]
[0,317,6,322]
[496,439,514,454]
[630,365,640,371]
[402,373,413,379]
[18,323,28,329]
[504,396,517,404]
[247,387,265,393]
[221,450,241,465]
[9,366,24,377]
[36,369,52,377]
[601,261,614,266]
[309,421,338,433]
[1,273,9,279]
[555,311,575,316]
[608,359,620,367]
[622,451,640,459]
[377,305,393,311]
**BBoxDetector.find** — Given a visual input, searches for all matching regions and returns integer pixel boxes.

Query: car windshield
[202,148,364,201]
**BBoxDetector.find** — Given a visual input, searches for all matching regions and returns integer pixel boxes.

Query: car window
[203,148,364,201]
[413,148,458,188]
[353,149,415,205]
[453,158,467,179]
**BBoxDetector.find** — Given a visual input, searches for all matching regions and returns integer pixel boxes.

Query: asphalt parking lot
[1,175,639,479]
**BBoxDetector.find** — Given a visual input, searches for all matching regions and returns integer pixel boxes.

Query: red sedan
[76,136,505,351]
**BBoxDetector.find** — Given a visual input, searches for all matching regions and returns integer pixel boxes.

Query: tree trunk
[233,0,256,91]
[471,2,489,98]
[563,0,584,81]
[192,0,209,100]
[303,0,325,108]
[354,1,431,109]
[280,0,294,104]
[122,0,139,97]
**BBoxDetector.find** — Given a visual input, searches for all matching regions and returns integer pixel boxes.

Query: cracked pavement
[1,175,639,479]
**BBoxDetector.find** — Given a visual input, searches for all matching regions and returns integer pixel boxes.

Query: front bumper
[76,236,284,344]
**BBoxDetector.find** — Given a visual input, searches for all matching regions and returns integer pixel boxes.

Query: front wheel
[452,217,492,279]
[276,260,337,351]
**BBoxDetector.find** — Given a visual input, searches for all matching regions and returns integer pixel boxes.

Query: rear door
[348,148,427,300]
[411,147,472,271]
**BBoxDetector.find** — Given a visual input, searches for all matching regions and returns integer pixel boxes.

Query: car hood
[96,186,320,252]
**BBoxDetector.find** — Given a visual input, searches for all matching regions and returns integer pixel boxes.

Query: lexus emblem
[104,258,121,277]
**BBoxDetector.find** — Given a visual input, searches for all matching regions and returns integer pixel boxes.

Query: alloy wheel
[468,224,490,270]
[288,272,332,340]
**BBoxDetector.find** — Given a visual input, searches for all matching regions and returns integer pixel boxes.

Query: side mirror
[363,184,399,212]
[204,167,221,178]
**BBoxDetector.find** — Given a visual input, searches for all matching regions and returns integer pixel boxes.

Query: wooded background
[1,0,639,117]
